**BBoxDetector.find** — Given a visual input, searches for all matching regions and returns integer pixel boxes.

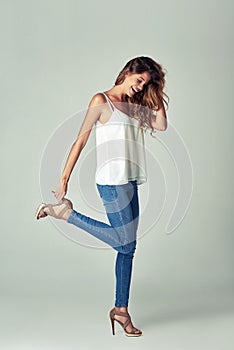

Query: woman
[36,56,169,337]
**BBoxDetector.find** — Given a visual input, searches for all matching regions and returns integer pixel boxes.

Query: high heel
[109,308,142,337]
[35,198,73,220]
[110,312,115,335]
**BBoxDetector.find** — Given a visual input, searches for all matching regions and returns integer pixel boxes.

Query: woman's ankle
[64,208,72,221]
[115,306,128,312]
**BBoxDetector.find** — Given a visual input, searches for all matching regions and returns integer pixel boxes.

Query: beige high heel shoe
[35,198,73,220]
[109,308,142,337]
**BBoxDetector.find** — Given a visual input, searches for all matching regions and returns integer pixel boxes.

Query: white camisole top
[95,92,147,185]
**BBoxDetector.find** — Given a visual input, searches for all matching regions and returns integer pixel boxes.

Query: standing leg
[111,181,142,335]
[114,181,140,307]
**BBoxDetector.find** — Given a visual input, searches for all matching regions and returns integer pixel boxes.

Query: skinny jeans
[67,180,139,307]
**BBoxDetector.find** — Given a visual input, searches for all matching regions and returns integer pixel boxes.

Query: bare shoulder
[88,92,106,107]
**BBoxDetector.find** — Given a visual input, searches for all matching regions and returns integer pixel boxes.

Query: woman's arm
[54,93,105,201]
[151,100,167,131]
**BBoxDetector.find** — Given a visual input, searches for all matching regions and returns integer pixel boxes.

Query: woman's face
[124,71,151,97]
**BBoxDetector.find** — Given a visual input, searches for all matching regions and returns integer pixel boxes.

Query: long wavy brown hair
[115,56,169,136]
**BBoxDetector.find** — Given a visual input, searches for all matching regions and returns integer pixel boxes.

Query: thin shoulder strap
[102,92,115,112]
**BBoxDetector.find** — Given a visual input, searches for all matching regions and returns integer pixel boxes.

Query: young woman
[36,56,169,337]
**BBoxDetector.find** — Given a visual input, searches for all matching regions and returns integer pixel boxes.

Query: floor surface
[1,293,234,350]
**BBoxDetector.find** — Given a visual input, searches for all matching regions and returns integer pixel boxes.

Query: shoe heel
[110,317,115,335]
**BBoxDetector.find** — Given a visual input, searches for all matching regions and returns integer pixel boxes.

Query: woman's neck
[105,85,128,102]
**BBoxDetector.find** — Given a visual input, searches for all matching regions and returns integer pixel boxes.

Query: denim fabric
[67,180,139,307]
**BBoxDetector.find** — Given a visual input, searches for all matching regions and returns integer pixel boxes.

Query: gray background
[0,0,233,349]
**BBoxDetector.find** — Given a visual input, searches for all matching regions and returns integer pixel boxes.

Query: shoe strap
[123,317,131,330]
[46,204,57,217]
[113,309,132,329]
[58,205,71,217]
[46,203,70,219]
[114,309,130,318]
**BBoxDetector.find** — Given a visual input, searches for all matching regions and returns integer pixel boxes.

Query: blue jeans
[67,180,139,307]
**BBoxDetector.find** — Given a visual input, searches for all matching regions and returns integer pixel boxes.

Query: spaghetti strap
[102,92,115,112]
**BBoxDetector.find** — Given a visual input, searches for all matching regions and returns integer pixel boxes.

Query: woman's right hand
[53,178,68,202]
